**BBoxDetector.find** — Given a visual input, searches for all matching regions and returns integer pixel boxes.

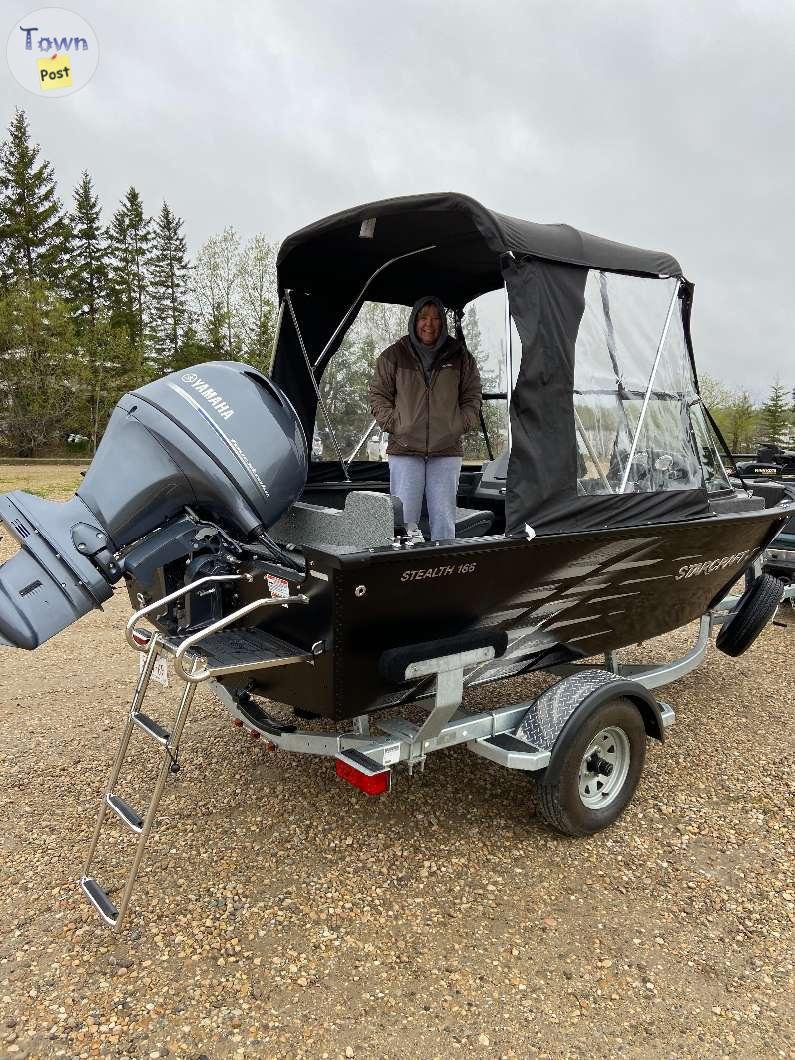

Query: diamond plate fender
[515,668,665,759]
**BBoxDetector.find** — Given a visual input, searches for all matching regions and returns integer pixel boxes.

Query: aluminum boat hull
[232,507,787,720]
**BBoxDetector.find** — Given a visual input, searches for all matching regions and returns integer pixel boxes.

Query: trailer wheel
[534,697,646,837]
[716,573,785,658]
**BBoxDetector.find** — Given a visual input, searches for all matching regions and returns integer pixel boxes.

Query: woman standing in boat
[369,296,482,541]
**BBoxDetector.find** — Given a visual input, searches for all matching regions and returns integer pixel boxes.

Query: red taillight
[131,627,151,647]
[232,718,243,728]
[335,758,391,796]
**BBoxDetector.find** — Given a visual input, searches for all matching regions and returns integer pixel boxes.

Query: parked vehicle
[0,192,789,929]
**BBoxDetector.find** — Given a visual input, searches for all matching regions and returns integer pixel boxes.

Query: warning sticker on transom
[382,743,401,767]
[266,574,290,599]
[139,652,168,687]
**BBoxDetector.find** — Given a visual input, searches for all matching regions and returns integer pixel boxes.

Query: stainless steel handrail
[346,417,378,465]
[124,574,247,650]
[172,593,309,682]
[310,244,437,372]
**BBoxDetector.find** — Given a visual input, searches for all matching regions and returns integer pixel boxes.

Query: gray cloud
[3,0,793,394]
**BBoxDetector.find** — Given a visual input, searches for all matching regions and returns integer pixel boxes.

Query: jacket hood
[408,295,449,361]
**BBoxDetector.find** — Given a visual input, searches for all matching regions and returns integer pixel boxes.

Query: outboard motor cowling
[0,362,307,649]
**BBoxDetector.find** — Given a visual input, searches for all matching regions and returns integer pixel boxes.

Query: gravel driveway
[0,476,792,1059]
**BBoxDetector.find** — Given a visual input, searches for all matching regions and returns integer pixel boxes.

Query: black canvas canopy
[272,192,706,537]
[276,191,681,311]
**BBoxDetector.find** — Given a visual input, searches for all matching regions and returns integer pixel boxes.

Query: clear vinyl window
[315,297,507,464]
[315,302,407,461]
[690,402,732,492]
[573,271,707,495]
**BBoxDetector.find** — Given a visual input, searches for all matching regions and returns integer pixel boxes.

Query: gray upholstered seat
[272,490,496,549]
[271,490,395,550]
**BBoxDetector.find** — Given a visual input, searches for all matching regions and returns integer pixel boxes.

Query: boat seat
[416,505,495,539]
[453,506,495,538]
[272,490,496,550]
[271,490,395,550]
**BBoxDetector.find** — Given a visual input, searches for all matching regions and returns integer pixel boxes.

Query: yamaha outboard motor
[0,362,307,649]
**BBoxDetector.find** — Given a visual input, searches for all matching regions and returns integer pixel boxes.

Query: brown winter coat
[369,336,482,457]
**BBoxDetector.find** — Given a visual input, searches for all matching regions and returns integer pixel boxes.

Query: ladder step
[132,711,170,745]
[80,876,118,926]
[106,792,144,833]
[160,627,310,678]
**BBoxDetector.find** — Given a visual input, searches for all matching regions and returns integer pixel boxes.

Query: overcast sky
[2,0,793,396]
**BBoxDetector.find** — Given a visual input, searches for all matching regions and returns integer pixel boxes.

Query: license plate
[139,652,169,686]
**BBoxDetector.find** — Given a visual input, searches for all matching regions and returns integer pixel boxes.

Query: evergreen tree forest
[0,109,281,456]
[0,109,791,460]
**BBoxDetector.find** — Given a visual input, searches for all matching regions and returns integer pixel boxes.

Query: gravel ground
[0,472,792,1059]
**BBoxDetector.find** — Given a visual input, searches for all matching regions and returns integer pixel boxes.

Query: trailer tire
[534,697,646,837]
[716,573,785,658]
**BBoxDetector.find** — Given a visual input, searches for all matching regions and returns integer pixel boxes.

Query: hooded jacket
[369,298,482,458]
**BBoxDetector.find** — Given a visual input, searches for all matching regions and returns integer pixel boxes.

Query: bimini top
[277,192,682,308]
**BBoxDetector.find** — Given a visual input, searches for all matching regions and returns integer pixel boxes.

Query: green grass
[0,463,84,500]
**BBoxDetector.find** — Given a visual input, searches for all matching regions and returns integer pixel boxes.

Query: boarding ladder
[80,575,309,930]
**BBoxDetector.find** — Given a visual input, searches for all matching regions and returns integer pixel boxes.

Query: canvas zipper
[410,344,451,461]
[425,376,431,461]
[425,361,443,462]
[425,349,455,460]
[408,346,433,461]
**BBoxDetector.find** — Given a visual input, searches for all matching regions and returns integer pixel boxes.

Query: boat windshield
[571,271,716,495]
[310,269,727,506]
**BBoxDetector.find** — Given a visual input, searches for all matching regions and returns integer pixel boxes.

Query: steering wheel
[629,450,690,490]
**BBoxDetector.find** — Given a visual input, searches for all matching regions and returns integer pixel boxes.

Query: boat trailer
[81,577,748,930]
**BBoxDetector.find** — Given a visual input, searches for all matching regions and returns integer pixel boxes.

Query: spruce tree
[463,303,483,360]
[760,381,791,447]
[148,202,189,369]
[0,108,66,289]
[462,303,500,459]
[106,186,151,348]
[172,323,212,372]
[64,170,107,328]
[72,313,144,452]
[725,390,757,453]
[0,281,80,455]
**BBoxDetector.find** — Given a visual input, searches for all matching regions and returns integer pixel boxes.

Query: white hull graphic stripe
[168,383,271,501]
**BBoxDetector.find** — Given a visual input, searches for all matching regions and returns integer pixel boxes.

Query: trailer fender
[515,669,665,767]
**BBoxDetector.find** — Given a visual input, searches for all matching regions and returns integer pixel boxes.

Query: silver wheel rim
[578,726,631,809]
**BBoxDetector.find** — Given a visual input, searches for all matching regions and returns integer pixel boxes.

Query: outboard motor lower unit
[0,362,307,649]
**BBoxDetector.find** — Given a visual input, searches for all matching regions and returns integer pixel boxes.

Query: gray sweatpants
[389,455,462,541]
